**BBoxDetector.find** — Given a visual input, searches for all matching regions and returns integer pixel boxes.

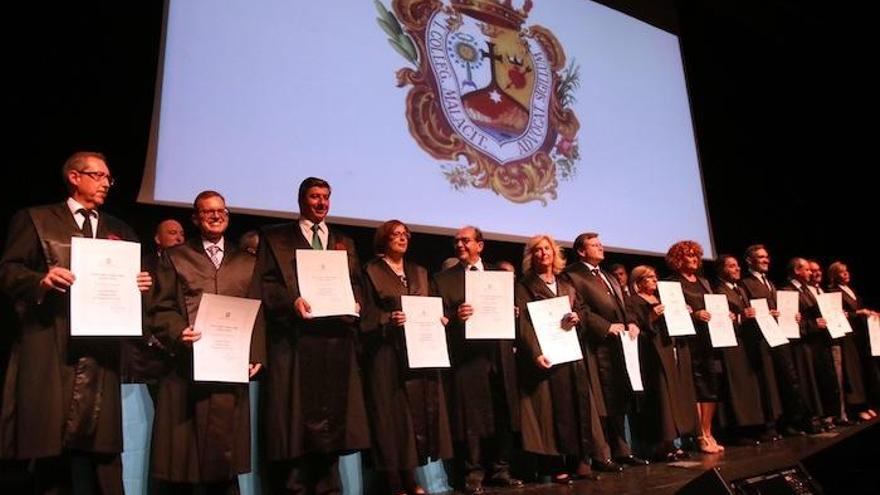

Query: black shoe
[575,461,600,481]
[731,437,761,447]
[592,458,623,473]
[803,421,823,435]
[781,425,807,437]
[654,450,679,463]
[486,475,524,488]
[834,418,854,427]
[615,455,649,466]
[463,482,484,495]
[551,473,573,485]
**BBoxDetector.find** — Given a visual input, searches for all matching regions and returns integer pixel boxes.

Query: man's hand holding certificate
[69,237,143,336]
[192,293,262,383]
[295,249,358,318]
[464,270,515,339]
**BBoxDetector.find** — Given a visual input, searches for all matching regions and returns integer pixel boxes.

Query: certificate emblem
[377,0,581,204]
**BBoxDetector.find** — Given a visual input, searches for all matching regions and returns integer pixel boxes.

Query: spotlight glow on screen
[141,0,713,256]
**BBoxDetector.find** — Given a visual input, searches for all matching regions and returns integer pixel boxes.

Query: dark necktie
[78,208,94,238]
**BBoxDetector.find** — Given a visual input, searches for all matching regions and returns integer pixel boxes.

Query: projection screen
[140,0,714,256]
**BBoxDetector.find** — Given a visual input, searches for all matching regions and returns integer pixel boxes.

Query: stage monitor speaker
[677,464,823,495]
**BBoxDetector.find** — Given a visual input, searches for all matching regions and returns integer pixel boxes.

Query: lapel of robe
[697,276,713,295]
[269,223,310,297]
[600,268,628,318]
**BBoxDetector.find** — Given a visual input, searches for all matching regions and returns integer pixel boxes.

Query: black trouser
[457,373,514,487]
[32,451,123,495]
[771,345,810,426]
[267,455,341,495]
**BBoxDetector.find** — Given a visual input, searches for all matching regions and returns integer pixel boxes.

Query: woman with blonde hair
[516,234,600,483]
[626,265,696,460]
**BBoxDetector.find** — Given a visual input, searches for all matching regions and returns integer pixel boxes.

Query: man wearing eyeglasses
[0,151,151,495]
[255,177,369,495]
[146,190,265,493]
[431,226,522,494]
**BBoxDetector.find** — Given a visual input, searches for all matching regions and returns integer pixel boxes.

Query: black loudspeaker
[678,467,734,495]
[678,464,823,495]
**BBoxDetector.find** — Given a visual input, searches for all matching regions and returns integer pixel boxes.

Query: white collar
[66,197,99,218]
[202,237,225,251]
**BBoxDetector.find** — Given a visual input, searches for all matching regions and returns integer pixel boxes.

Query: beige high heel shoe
[697,436,720,454]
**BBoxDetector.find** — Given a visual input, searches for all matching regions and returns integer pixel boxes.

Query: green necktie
[310,224,323,250]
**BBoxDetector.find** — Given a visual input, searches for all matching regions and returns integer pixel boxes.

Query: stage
[495,419,879,495]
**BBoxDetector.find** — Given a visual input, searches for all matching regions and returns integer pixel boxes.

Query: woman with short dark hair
[361,220,453,494]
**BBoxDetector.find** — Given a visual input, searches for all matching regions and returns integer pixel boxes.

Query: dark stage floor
[479,418,879,495]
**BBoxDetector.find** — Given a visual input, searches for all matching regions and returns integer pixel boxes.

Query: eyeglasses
[198,208,229,217]
[389,231,411,239]
[454,237,475,245]
[78,170,115,186]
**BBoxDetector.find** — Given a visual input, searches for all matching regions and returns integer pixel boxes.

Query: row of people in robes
[3,152,879,495]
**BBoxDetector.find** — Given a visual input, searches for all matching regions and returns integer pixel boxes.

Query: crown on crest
[450,0,533,30]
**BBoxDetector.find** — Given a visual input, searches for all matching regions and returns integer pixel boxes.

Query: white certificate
[525,296,583,365]
[816,292,852,339]
[465,270,515,339]
[620,330,644,392]
[751,298,789,348]
[401,295,450,368]
[704,294,737,348]
[192,293,261,383]
[69,237,142,336]
[868,315,880,357]
[657,281,696,336]
[295,249,358,318]
[776,291,801,339]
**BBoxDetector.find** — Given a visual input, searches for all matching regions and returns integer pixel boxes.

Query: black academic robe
[669,273,723,402]
[119,250,170,385]
[626,294,697,445]
[148,238,266,483]
[515,273,593,458]
[256,222,370,460]
[739,273,785,423]
[430,262,520,442]
[714,281,767,427]
[782,280,839,418]
[830,285,872,407]
[360,257,453,470]
[561,263,633,417]
[0,203,137,458]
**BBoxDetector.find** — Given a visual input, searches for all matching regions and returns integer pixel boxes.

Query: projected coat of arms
[377,0,581,204]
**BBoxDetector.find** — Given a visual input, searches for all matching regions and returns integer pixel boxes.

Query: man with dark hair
[609,263,630,297]
[784,258,840,431]
[147,190,265,493]
[256,177,369,494]
[740,245,814,436]
[0,151,151,494]
[562,232,646,471]
[431,225,522,494]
